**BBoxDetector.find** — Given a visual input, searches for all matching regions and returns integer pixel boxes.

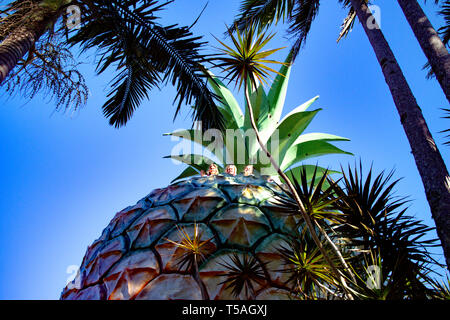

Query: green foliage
[68,0,223,130]
[271,162,445,299]
[278,231,341,299]
[165,54,351,182]
[441,108,450,145]
[232,0,355,59]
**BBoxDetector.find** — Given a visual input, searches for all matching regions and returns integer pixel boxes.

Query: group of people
[200,164,254,177]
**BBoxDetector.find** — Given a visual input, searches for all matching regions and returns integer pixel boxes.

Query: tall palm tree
[397,0,450,102]
[0,0,224,130]
[233,0,450,270]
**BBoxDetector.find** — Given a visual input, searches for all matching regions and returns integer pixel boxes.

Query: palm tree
[233,0,450,270]
[0,0,224,130]
[397,0,450,102]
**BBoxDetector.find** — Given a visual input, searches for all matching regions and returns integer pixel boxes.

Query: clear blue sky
[0,0,448,299]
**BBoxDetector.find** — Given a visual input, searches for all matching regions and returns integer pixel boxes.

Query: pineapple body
[61,175,299,300]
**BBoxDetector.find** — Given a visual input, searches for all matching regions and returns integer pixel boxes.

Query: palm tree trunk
[349,0,450,269]
[0,8,54,83]
[397,0,450,102]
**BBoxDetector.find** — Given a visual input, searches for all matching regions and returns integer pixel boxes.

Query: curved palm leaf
[69,0,224,130]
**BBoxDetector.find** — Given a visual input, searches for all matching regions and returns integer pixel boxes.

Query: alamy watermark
[66,264,82,289]
[366,265,382,290]
[367,5,382,30]
[66,5,81,29]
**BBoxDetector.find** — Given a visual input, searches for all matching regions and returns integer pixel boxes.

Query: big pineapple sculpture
[61,55,350,300]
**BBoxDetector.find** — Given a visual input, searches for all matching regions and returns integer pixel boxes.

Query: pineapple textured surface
[61,174,301,300]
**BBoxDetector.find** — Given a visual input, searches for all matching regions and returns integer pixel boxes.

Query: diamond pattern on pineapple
[82,236,127,287]
[135,274,202,300]
[210,204,271,247]
[255,234,292,286]
[221,183,273,205]
[260,199,300,233]
[103,250,159,300]
[199,251,265,300]
[147,183,193,205]
[61,176,303,300]
[172,188,227,221]
[126,205,177,249]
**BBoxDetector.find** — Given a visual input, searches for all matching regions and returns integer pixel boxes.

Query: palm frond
[69,0,224,130]
[165,223,215,273]
[427,275,450,299]
[231,0,293,34]
[438,0,450,47]
[337,7,356,43]
[286,0,321,59]
[272,165,343,225]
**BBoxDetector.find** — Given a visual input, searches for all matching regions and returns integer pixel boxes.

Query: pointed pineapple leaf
[171,166,201,183]
[280,141,353,171]
[267,53,293,124]
[207,73,244,129]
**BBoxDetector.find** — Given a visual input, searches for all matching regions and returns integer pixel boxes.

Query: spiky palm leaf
[271,166,343,224]
[427,275,450,299]
[330,163,440,299]
[438,0,450,47]
[165,223,215,273]
[232,0,355,59]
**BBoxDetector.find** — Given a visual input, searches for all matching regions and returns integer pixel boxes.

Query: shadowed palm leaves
[331,164,440,298]
[269,162,444,299]
[218,253,266,299]
[68,0,223,129]
[438,0,450,46]
[0,0,224,130]
[428,275,450,299]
